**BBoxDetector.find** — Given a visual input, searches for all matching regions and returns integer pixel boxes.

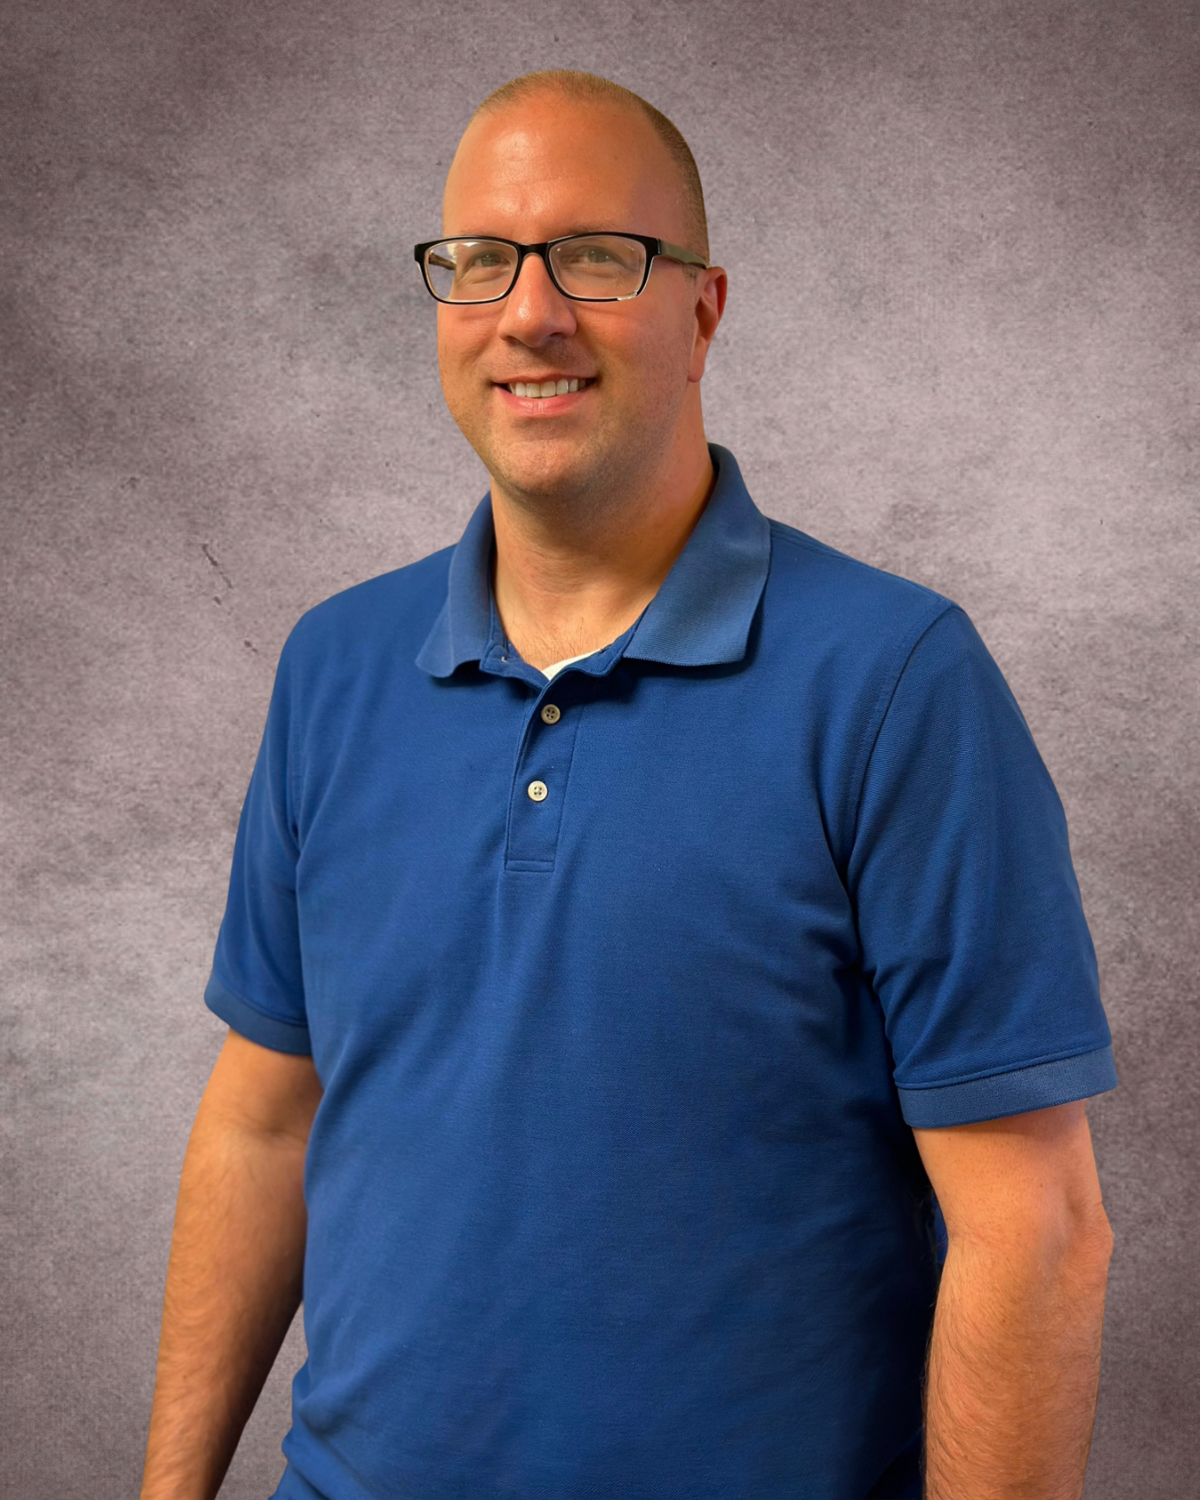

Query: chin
[488,433,613,505]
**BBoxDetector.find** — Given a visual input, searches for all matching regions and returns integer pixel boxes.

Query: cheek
[603,311,695,398]
[435,323,462,392]
[436,315,488,396]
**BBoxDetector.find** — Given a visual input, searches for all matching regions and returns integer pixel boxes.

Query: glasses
[413,232,709,304]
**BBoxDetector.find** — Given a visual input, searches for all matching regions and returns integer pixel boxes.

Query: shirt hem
[271,1463,327,1500]
[897,1044,1117,1127]
[204,972,313,1056]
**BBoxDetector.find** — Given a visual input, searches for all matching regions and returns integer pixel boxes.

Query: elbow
[945,1199,1114,1281]
[1049,1201,1114,1296]
[1050,1168,1114,1273]
[1078,1204,1114,1269]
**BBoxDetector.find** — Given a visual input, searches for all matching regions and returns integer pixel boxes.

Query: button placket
[505,692,583,871]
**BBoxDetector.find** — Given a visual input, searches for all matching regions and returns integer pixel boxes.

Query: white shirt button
[527,780,548,801]
[540,703,561,724]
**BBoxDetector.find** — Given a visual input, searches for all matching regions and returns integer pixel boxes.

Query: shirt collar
[415,444,771,679]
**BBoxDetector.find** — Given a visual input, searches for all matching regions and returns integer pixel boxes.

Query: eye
[560,244,616,267]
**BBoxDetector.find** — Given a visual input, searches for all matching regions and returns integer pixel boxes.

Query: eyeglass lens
[425,236,648,302]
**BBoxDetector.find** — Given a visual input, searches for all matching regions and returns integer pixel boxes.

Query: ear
[688,265,728,383]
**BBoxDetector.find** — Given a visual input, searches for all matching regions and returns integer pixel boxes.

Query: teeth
[508,379,588,398]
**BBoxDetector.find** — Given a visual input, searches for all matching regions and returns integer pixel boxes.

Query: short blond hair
[473,69,709,262]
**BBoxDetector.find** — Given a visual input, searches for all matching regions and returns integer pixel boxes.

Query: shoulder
[764,517,962,668]
[280,542,455,669]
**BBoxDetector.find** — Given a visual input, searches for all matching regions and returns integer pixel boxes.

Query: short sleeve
[849,604,1116,1127]
[204,633,311,1055]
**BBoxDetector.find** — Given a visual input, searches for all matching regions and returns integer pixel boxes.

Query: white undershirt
[539,648,600,681]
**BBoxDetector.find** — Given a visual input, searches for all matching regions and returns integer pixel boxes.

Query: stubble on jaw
[447,317,699,534]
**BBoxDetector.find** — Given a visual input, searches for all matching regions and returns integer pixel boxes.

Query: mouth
[495,376,596,402]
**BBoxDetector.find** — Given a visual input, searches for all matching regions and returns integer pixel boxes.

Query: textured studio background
[2,1,1197,1496]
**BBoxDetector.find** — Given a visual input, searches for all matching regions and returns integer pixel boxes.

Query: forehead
[442,95,686,240]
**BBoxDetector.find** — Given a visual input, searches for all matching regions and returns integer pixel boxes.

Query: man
[142,70,1117,1500]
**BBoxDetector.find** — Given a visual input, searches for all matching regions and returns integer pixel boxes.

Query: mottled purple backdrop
[2,1,1197,1496]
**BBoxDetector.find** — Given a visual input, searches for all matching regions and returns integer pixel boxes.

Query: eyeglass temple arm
[658,240,710,269]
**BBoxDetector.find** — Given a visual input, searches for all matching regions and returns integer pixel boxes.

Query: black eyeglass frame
[413,233,710,304]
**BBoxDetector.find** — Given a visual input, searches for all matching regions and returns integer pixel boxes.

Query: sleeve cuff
[204,972,312,1056]
[898,1044,1118,1127]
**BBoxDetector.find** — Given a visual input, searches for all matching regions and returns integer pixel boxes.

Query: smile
[503,377,594,399]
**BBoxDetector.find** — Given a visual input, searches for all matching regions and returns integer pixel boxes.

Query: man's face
[437,93,721,510]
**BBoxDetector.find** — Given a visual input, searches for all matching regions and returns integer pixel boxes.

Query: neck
[489,424,715,672]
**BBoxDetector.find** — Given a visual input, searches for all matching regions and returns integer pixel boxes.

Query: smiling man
[432,82,724,676]
[142,71,1118,1500]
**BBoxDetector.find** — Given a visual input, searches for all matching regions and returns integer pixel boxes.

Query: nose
[495,250,577,344]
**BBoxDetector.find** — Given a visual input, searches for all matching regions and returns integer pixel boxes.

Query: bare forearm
[923,1224,1112,1500]
[141,1106,308,1500]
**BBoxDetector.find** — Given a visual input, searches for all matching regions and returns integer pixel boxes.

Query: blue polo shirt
[206,444,1116,1500]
